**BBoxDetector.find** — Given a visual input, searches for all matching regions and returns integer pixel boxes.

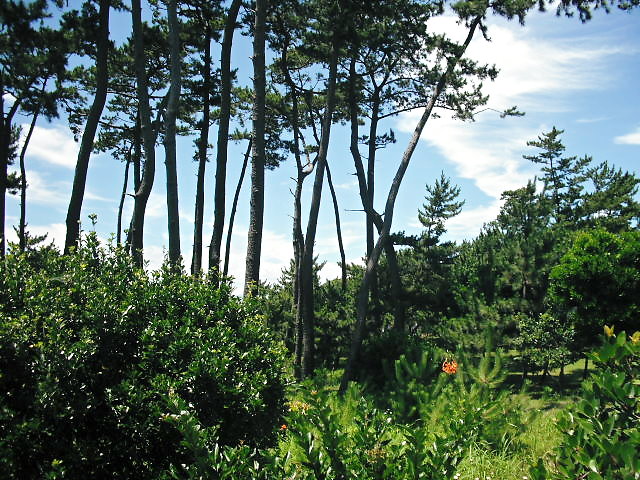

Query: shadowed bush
[0,236,287,479]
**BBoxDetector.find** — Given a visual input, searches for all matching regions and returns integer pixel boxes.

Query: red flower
[279,424,287,431]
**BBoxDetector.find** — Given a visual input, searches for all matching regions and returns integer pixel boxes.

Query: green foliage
[531,331,640,479]
[548,228,640,350]
[418,172,465,243]
[514,312,575,375]
[274,344,526,479]
[0,238,287,479]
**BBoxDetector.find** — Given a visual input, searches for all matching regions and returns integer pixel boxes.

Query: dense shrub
[0,237,287,479]
[531,329,640,479]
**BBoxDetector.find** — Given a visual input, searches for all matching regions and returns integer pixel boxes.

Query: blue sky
[6,3,640,290]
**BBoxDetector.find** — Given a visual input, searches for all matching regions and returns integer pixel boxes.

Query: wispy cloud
[395,15,628,235]
[614,126,640,145]
[23,170,71,208]
[21,124,79,169]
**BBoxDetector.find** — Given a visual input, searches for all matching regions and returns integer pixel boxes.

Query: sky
[6,2,640,291]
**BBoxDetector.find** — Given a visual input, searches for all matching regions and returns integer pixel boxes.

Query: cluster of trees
[1,0,638,388]
[263,127,640,381]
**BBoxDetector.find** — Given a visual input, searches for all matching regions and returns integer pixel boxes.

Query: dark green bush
[0,237,287,479]
[531,329,640,479]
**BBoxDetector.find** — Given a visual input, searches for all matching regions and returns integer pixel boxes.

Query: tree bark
[348,61,405,330]
[18,102,41,251]
[64,0,110,253]
[340,15,483,393]
[0,81,8,258]
[300,42,340,377]
[244,0,267,295]
[209,0,242,274]
[116,154,130,245]
[129,0,158,267]
[164,0,182,267]
[191,27,212,275]
[223,138,252,277]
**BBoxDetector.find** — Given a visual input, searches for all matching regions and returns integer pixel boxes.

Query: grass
[453,395,564,480]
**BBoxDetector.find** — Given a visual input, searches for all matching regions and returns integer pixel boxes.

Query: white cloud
[397,16,625,205]
[20,169,108,209]
[442,200,502,243]
[23,170,71,207]
[145,192,166,218]
[21,124,79,169]
[5,222,66,251]
[614,127,640,145]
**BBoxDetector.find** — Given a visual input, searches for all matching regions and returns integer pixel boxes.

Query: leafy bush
[0,237,287,479]
[531,329,640,479]
[548,228,640,351]
[514,312,575,376]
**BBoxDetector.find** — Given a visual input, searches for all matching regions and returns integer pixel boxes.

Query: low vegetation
[1,236,638,478]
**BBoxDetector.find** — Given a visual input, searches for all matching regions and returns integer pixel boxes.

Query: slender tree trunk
[340,16,482,392]
[116,154,130,245]
[244,0,267,295]
[210,0,242,274]
[133,112,141,191]
[223,138,252,276]
[280,36,309,378]
[326,162,347,291]
[129,0,158,267]
[0,121,7,258]
[64,0,110,253]
[164,0,181,267]
[18,105,41,251]
[348,64,405,330]
[300,42,340,377]
[367,96,380,322]
[583,356,589,379]
[191,28,212,275]
[125,114,141,252]
[292,126,308,380]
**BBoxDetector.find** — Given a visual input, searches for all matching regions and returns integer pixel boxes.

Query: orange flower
[442,360,458,375]
[279,424,287,431]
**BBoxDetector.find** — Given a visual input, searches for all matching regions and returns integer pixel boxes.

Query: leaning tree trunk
[116,154,130,245]
[348,63,405,330]
[209,0,243,274]
[340,15,483,393]
[326,162,347,291]
[129,0,158,267]
[299,41,340,377]
[18,98,42,251]
[64,0,110,253]
[223,138,252,277]
[164,0,182,267]
[244,0,267,295]
[191,27,212,275]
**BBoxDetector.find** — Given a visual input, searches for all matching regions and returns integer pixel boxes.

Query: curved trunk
[210,0,242,274]
[64,0,110,253]
[116,154,130,245]
[223,138,252,277]
[326,162,347,291]
[18,104,41,251]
